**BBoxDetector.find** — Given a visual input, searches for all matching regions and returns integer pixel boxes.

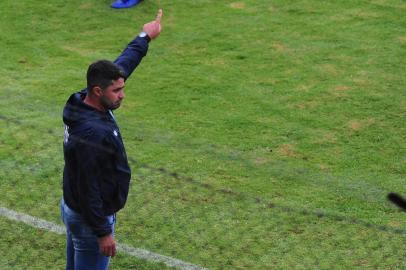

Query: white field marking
[0,206,209,270]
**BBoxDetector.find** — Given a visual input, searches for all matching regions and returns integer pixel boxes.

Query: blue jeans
[60,199,115,270]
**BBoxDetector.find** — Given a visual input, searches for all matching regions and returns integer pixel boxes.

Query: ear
[93,86,103,97]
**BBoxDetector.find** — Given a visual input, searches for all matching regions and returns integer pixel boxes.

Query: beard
[100,96,122,111]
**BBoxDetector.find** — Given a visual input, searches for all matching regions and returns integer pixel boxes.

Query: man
[111,0,142,9]
[61,10,162,270]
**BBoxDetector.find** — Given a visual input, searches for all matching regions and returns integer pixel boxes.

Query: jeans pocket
[68,218,94,237]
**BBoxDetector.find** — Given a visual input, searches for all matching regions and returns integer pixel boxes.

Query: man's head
[86,60,126,110]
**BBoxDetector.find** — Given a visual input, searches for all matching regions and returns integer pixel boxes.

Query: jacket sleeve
[74,131,114,237]
[114,36,149,80]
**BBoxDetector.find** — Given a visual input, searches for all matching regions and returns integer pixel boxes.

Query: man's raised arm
[114,9,163,79]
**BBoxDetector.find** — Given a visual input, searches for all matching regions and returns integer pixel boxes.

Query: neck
[83,94,106,112]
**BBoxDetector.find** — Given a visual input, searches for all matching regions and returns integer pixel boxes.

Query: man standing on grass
[60,10,162,270]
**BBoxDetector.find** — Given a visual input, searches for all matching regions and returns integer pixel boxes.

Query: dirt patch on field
[335,85,351,91]
[254,157,268,165]
[319,132,337,144]
[347,118,375,131]
[271,43,291,53]
[79,3,93,9]
[294,100,319,110]
[320,64,340,76]
[354,11,380,19]
[318,164,331,171]
[348,120,362,131]
[230,2,246,9]
[387,220,401,227]
[277,144,299,158]
[397,36,406,43]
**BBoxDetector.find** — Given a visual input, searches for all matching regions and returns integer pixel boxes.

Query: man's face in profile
[100,78,125,110]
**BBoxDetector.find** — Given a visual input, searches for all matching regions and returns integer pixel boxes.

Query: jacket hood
[63,89,108,127]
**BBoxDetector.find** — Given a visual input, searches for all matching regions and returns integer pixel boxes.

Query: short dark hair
[86,60,126,91]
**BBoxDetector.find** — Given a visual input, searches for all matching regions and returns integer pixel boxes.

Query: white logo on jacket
[64,125,70,144]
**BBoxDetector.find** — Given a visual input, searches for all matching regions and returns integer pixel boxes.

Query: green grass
[0,0,405,269]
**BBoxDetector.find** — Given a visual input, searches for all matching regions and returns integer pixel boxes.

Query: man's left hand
[143,9,163,40]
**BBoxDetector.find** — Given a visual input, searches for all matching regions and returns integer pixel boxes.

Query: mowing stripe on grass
[0,206,209,270]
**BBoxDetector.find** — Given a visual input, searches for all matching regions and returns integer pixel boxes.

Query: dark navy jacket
[62,36,148,237]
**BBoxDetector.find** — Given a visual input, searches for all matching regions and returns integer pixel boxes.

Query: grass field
[0,0,405,269]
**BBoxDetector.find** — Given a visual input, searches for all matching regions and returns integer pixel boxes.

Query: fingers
[102,243,116,257]
[155,9,163,23]
[111,243,117,257]
[99,237,116,257]
[142,9,163,39]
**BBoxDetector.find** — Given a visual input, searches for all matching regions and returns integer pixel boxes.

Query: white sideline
[0,206,209,270]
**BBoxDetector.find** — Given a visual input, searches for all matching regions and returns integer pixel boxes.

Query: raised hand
[143,9,163,40]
